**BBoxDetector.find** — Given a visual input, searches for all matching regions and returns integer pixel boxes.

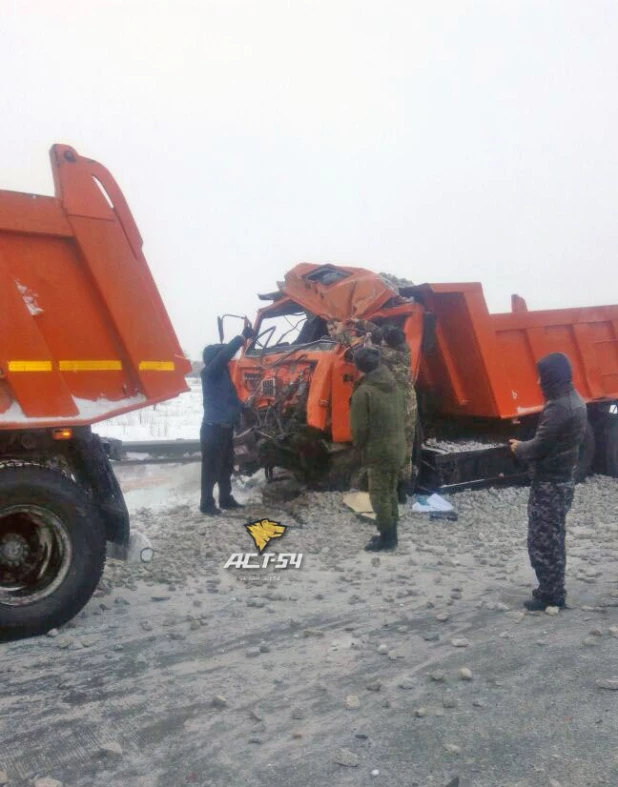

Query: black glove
[242,324,256,340]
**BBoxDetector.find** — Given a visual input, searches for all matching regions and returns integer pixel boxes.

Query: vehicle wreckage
[223,263,618,491]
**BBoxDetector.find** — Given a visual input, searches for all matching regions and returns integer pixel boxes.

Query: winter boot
[523,597,566,612]
[219,496,244,510]
[364,527,398,552]
[200,501,221,516]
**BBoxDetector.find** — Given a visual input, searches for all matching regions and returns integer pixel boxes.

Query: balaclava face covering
[537,352,573,400]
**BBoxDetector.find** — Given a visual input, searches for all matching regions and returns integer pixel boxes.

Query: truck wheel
[575,421,596,483]
[0,466,106,639]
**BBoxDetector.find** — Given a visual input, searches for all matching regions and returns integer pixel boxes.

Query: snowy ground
[1,463,618,787]
[96,378,202,442]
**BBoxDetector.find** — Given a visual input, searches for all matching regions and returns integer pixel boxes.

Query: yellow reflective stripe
[59,360,122,372]
[139,361,176,371]
[8,361,52,372]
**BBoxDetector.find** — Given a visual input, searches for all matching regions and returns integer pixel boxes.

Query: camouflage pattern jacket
[350,365,406,467]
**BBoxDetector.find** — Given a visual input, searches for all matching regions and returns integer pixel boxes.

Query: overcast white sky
[1,1,617,359]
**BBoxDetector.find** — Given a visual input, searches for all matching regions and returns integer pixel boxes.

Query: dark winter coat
[350,364,406,468]
[515,353,587,482]
[201,336,244,425]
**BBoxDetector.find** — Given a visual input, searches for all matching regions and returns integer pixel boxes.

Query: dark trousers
[527,480,574,603]
[200,422,234,507]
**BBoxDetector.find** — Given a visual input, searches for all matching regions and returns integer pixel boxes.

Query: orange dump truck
[229,263,618,488]
[0,145,190,636]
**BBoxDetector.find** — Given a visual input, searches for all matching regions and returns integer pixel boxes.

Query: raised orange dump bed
[412,283,618,420]
[0,145,190,428]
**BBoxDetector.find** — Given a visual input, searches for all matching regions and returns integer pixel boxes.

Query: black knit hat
[354,346,381,373]
[384,326,406,348]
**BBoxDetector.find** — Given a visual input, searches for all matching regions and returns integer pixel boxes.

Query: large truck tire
[0,465,106,639]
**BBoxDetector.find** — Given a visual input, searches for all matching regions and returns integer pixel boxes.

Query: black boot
[364,527,397,552]
[219,496,244,510]
[200,500,221,516]
[397,482,408,505]
[523,596,566,611]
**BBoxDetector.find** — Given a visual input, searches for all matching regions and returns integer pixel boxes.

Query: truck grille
[262,378,276,398]
[244,373,261,392]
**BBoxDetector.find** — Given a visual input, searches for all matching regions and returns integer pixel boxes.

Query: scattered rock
[545,607,560,617]
[366,680,382,692]
[505,611,525,623]
[445,778,461,787]
[444,744,461,755]
[98,742,123,760]
[596,679,618,691]
[151,595,170,602]
[589,628,603,637]
[259,643,270,653]
[377,644,389,655]
[212,695,228,708]
[303,629,325,638]
[450,638,470,648]
[443,694,458,709]
[371,769,380,776]
[334,748,360,767]
[430,671,447,682]
[435,612,450,622]
[398,678,416,690]
[0,771,7,786]
[248,737,263,745]
[415,707,427,718]
[250,708,263,722]
[246,647,261,658]
[583,637,599,647]
[33,779,63,787]
[345,694,361,709]
[46,629,59,638]
[459,668,473,681]
[291,708,305,720]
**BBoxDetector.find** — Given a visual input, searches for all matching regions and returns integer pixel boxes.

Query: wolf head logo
[245,519,287,553]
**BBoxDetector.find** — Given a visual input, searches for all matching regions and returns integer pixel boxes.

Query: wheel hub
[0,533,30,567]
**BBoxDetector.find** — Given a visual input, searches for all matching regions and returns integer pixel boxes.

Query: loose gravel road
[1,467,617,787]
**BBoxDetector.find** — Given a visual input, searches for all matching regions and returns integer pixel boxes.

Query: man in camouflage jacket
[510,353,587,610]
[380,327,418,501]
[350,347,406,551]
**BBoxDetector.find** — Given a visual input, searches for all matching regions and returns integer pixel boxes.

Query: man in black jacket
[510,353,587,610]
[200,324,255,515]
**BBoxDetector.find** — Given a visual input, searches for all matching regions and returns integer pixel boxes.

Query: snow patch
[0,393,147,424]
[16,279,44,316]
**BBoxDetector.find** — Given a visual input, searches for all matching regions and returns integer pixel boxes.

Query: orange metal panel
[0,265,78,418]
[0,145,190,430]
[0,192,71,237]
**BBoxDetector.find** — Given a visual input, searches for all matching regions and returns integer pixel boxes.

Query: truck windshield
[246,308,333,356]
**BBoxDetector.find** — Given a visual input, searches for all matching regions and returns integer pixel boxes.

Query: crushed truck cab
[231,263,618,488]
[0,145,190,637]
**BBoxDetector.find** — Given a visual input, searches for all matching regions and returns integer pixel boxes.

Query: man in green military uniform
[350,347,406,552]
[380,326,418,502]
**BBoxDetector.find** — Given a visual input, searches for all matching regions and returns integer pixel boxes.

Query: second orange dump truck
[229,263,618,488]
[0,146,190,637]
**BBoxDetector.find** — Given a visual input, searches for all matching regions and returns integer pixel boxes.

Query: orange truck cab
[0,146,190,637]
[230,263,618,488]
